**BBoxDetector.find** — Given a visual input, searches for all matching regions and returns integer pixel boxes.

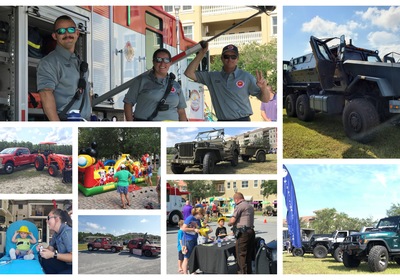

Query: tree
[261,180,277,198]
[210,40,277,90]
[185,180,219,204]
[386,203,400,216]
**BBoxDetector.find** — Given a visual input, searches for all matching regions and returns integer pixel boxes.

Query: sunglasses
[55,27,76,35]
[153,57,171,63]
[47,216,57,221]
[223,55,238,60]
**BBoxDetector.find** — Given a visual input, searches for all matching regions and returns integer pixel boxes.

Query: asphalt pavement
[166,215,277,274]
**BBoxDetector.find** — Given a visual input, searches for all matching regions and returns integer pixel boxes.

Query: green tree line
[78,231,160,244]
[0,140,72,155]
[78,128,160,160]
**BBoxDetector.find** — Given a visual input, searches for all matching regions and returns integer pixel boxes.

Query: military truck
[170,128,239,174]
[239,144,268,162]
[340,215,400,272]
[284,35,400,143]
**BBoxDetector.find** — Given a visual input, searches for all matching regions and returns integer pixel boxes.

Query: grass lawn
[283,253,400,274]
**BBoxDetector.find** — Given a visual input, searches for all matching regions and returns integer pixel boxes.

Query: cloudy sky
[283,164,400,221]
[0,127,72,145]
[283,6,400,60]
[78,215,161,236]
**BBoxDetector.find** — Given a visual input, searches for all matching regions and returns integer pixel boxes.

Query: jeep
[170,128,239,174]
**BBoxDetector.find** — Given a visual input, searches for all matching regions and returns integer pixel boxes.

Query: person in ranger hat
[184,42,273,121]
[10,225,37,260]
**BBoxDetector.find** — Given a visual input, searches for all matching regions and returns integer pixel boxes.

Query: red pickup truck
[127,236,161,257]
[87,237,124,253]
[0,147,37,174]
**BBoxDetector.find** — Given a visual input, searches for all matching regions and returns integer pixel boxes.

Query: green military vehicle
[340,215,400,272]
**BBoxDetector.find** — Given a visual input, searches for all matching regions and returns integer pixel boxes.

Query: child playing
[215,217,228,239]
[113,164,134,209]
[146,163,153,186]
[177,220,185,274]
[10,225,37,260]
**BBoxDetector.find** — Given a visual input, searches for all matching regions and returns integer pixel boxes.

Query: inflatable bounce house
[78,142,148,196]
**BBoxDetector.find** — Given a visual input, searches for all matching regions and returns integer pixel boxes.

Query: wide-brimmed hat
[18,225,30,234]
[218,217,226,223]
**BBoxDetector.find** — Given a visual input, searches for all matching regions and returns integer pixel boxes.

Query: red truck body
[0,147,37,174]
[127,237,161,257]
[87,237,124,253]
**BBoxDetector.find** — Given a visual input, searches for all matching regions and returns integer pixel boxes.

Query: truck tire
[292,247,304,257]
[88,245,93,251]
[368,245,389,272]
[168,210,182,226]
[285,94,297,117]
[4,162,14,174]
[144,250,152,257]
[333,247,343,262]
[296,94,315,121]
[35,156,45,171]
[171,155,186,174]
[203,152,216,174]
[241,155,250,162]
[343,252,361,268]
[231,151,239,166]
[48,164,59,177]
[256,151,266,162]
[111,247,117,253]
[342,98,379,143]
[313,245,328,258]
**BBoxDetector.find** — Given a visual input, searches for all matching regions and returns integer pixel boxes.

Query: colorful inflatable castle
[78,143,147,196]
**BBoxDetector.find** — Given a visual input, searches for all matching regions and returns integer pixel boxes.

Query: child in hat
[10,225,37,260]
[215,217,228,239]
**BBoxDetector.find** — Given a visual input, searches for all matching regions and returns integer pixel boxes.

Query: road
[78,249,161,274]
[166,216,277,274]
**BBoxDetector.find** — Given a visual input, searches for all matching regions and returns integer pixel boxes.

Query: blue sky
[166,127,264,147]
[283,6,400,60]
[283,164,400,221]
[78,215,161,236]
[0,127,72,145]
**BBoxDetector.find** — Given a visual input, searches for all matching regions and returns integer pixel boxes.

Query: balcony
[204,31,262,52]
[202,6,254,15]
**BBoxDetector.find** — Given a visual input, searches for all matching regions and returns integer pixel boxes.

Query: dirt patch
[0,166,71,194]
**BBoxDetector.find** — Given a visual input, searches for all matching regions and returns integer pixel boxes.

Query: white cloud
[86,222,106,231]
[140,218,148,223]
[357,6,400,32]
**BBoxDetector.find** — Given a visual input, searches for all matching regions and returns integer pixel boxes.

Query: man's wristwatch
[53,251,58,259]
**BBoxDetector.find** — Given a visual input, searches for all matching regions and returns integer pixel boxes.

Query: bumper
[171,159,195,165]
[341,243,366,255]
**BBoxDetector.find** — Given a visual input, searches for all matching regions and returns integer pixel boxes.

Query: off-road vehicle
[240,144,269,162]
[340,215,400,272]
[170,128,239,174]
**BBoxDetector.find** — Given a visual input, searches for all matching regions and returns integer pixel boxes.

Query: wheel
[231,151,239,167]
[171,154,186,174]
[342,98,380,143]
[203,152,216,174]
[48,164,59,177]
[313,245,328,258]
[129,248,133,254]
[256,151,266,162]
[285,94,297,117]
[168,210,182,226]
[4,162,14,174]
[35,156,45,171]
[368,245,389,272]
[296,94,315,121]
[88,245,93,251]
[343,251,361,268]
[333,247,344,262]
[241,155,249,162]
[292,247,304,257]
[144,250,152,257]
[111,247,117,253]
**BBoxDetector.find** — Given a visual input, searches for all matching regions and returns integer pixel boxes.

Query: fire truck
[0,6,206,121]
[166,183,190,226]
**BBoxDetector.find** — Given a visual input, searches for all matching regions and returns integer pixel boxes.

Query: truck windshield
[377,217,400,231]
[195,130,223,141]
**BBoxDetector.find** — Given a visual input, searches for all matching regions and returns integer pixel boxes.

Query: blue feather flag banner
[283,165,302,248]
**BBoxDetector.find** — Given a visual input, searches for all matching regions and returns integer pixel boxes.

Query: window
[183,25,193,40]
[254,181,258,188]
[227,182,231,189]
[272,15,277,36]
[233,182,236,189]
[182,6,192,11]
[242,181,249,189]
[164,6,173,13]
[218,183,225,192]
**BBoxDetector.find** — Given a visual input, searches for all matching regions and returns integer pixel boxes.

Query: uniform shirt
[49,223,72,265]
[123,70,186,121]
[232,200,254,228]
[37,45,91,120]
[113,170,133,187]
[195,67,261,120]
[261,93,277,121]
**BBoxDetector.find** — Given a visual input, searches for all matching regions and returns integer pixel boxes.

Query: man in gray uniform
[37,15,91,121]
[228,192,255,274]
[184,42,272,121]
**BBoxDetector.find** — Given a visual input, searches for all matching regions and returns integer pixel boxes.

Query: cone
[264,218,267,223]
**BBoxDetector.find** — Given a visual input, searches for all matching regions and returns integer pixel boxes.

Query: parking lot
[78,249,161,274]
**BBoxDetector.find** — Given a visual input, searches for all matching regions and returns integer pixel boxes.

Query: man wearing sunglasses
[184,43,272,121]
[123,48,188,121]
[37,15,91,121]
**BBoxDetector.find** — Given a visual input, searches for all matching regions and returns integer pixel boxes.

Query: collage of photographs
[0,3,399,279]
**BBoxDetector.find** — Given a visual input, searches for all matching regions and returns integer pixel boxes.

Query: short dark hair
[152,48,171,61]
[54,15,76,31]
